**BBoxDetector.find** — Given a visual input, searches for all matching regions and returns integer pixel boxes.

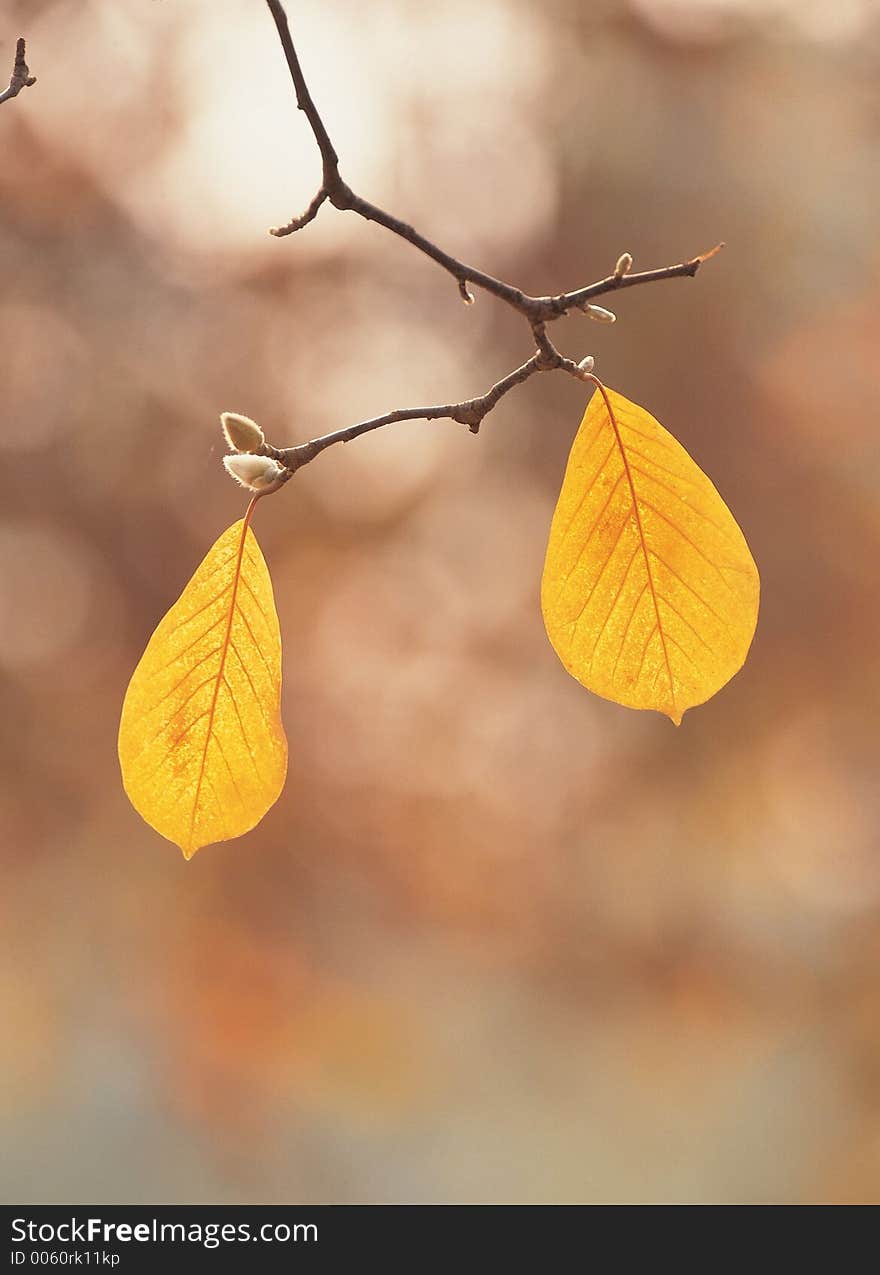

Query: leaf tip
[179,831,214,860]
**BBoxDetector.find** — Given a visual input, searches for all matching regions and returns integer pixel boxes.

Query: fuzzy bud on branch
[582,304,617,324]
[221,412,266,453]
[613,252,633,280]
[223,453,286,493]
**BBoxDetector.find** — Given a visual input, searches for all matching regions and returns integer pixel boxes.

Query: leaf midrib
[598,385,676,718]
[187,518,251,852]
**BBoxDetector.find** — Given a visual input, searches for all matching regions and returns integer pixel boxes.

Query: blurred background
[1,0,879,1205]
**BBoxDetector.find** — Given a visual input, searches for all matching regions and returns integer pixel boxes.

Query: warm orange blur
[2,0,880,1204]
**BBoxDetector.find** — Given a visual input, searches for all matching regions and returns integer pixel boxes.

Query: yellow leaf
[541,383,759,724]
[118,510,287,857]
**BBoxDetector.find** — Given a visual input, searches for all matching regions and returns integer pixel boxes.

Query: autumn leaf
[541,383,759,723]
[118,503,287,857]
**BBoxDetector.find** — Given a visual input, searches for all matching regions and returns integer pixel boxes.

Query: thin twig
[547,245,724,317]
[263,2,716,323]
[261,341,591,479]
[256,0,721,482]
[266,0,338,186]
[266,354,548,477]
[0,38,36,107]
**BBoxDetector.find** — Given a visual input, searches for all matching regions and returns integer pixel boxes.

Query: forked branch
[0,38,36,107]
[257,1,720,482]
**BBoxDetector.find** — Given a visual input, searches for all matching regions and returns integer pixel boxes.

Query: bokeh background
[2,0,879,1205]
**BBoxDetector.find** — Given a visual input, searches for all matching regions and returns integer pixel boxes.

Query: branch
[266,0,338,187]
[257,334,591,480]
[271,356,545,474]
[547,245,723,317]
[264,2,717,323]
[254,1,721,483]
[0,38,36,107]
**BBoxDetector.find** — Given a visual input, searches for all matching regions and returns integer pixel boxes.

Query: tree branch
[255,0,721,483]
[266,0,338,186]
[260,338,592,481]
[0,38,36,107]
[266,353,548,478]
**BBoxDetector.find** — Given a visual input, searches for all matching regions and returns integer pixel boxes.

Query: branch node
[450,403,484,431]
[327,180,356,212]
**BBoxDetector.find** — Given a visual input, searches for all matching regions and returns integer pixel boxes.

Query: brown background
[2,0,880,1204]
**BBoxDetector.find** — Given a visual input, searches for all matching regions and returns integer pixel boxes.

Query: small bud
[458,279,475,306]
[577,355,595,378]
[613,252,633,280]
[223,453,286,493]
[583,304,617,324]
[221,411,265,453]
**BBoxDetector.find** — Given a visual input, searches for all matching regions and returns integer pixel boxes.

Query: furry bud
[613,252,633,279]
[583,304,617,324]
[223,453,286,493]
[221,411,265,453]
[577,355,595,377]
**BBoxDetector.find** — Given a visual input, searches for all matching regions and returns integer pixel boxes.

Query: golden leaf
[541,383,759,724]
[118,508,287,857]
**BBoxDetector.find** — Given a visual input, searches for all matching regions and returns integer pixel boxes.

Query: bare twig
[259,338,590,481]
[257,0,721,482]
[0,38,36,107]
[265,354,548,478]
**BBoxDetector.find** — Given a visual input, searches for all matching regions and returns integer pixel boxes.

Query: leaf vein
[221,674,261,777]
[612,582,649,684]
[187,516,253,851]
[663,631,699,671]
[629,465,732,536]
[637,622,659,685]
[209,729,247,812]
[639,499,742,587]
[601,390,676,712]
[555,470,626,602]
[138,666,221,755]
[239,574,273,633]
[150,612,227,679]
[234,603,275,679]
[588,543,641,670]
[649,550,730,632]
[229,637,274,731]
[656,593,714,655]
[569,516,633,632]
